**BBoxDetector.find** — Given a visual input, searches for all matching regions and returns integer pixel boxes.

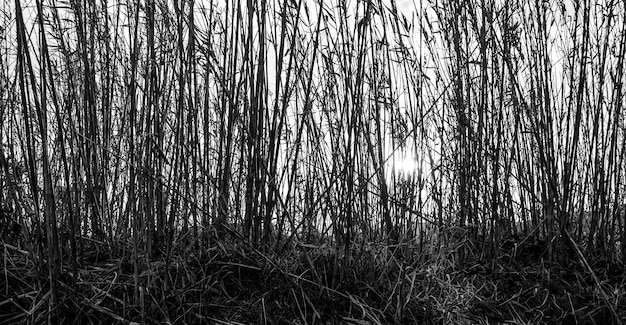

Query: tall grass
[0,0,625,323]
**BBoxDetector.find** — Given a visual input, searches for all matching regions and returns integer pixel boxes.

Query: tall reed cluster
[0,0,625,321]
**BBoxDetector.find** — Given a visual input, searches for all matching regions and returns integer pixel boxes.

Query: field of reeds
[0,0,625,324]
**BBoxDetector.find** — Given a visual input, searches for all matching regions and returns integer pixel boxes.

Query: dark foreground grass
[1,232,624,324]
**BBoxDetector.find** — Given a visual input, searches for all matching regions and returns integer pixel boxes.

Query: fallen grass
[1,232,625,324]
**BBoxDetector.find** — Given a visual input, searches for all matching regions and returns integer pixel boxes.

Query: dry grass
[1,0,626,324]
[2,231,624,325]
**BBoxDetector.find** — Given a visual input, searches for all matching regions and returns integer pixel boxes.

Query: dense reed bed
[0,0,625,323]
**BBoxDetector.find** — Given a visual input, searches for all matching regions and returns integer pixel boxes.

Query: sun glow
[393,155,420,175]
